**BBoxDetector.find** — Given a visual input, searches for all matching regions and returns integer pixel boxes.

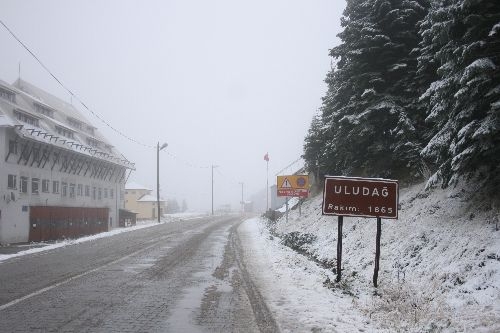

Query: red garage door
[29,206,109,242]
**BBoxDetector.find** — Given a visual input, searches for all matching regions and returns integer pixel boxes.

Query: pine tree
[419,0,500,188]
[304,0,430,180]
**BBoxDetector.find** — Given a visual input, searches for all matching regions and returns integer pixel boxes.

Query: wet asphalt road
[0,216,279,333]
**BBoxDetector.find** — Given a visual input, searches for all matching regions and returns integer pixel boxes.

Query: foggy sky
[1,0,345,212]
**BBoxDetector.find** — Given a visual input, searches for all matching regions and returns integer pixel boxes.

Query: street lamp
[238,182,244,214]
[211,164,218,215]
[157,142,168,223]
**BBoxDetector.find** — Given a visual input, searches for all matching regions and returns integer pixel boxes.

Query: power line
[0,19,154,149]
[275,157,304,176]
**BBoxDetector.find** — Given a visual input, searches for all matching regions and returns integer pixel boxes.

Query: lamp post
[239,182,244,214]
[211,165,218,215]
[157,142,168,223]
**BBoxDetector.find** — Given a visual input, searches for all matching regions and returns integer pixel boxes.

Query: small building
[119,209,137,227]
[125,182,165,220]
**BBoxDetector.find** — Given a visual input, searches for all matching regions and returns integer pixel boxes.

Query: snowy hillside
[262,182,500,332]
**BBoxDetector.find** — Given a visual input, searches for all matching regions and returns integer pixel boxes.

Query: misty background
[1,0,345,212]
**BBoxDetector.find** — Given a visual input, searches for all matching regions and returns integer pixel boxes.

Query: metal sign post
[322,176,398,287]
[373,217,382,287]
[336,215,343,282]
[285,197,289,223]
[276,175,309,223]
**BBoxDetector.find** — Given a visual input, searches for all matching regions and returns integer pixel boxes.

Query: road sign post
[276,175,309,223]
[322,176,398,287]
[336,215,343,282]
[374,217,382,287]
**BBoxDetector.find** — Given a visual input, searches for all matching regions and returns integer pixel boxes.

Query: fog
[1,0,345,212]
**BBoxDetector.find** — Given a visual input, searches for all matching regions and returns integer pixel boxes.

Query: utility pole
[239,182,244,213]
[211,165,218,215]
[157,142,168,223]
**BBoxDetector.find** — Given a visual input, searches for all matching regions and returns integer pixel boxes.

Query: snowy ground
[239,217,375,332]
[2,190,498,332]
[239,181,500,332]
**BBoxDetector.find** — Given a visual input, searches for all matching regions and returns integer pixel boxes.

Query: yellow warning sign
[276,175,309,198]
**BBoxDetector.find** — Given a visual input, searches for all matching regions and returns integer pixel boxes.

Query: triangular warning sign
[281,178,292,189]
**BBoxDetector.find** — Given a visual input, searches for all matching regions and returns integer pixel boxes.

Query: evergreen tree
[166,199,180,213]
[304,0,429,180]
[419,0,500,188]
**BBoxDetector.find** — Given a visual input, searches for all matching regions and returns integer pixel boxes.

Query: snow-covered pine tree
[303,112,327,176]
[419,0,500,189]
[303,0,429,180]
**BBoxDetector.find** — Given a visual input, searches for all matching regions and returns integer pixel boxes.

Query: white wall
[0,128,126,244]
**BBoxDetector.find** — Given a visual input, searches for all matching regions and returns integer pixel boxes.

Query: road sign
[322,176,398,219]
[277,175,309,198]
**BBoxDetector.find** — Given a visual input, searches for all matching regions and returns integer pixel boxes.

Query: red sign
[277,188,309,198]
[322,176,398,219]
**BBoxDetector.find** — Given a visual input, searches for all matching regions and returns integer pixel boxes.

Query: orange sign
[277,175,309,198]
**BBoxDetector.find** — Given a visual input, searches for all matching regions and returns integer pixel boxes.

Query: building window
[85,185,90,197]
[104,188,108,198]
[7,174,17,189]
[32,178,40,194]
[0,87,16,103]
[92,187,96,200]
[14,110,39,127]
[86,126,95,135]
[55,126,75,139]
[69,183,75,198]
[86,137,100,148]
[8,140,18,155]
[110,189,114,199]
[42,179,50,193]
[34,103,54,118]
[77,184,83,196]
[67,118,83,130]
[62,182,68,197]
[53,180,60,194]
[20,176,28,193]
[98,188,102,200]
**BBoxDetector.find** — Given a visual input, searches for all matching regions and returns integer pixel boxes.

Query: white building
[0,78,134,244]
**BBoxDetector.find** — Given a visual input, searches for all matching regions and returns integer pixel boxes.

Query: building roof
[125,182,152,191]
[0,78,134,170]
[137,194,165,202]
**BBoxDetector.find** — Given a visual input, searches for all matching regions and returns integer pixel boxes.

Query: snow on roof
[137,194,164,202]
[125,182,152,191]
[0,78,133,169]
[13,79,114,146]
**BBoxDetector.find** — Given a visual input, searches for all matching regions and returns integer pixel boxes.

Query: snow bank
[251,182,500,332]
[239,218,377,332]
